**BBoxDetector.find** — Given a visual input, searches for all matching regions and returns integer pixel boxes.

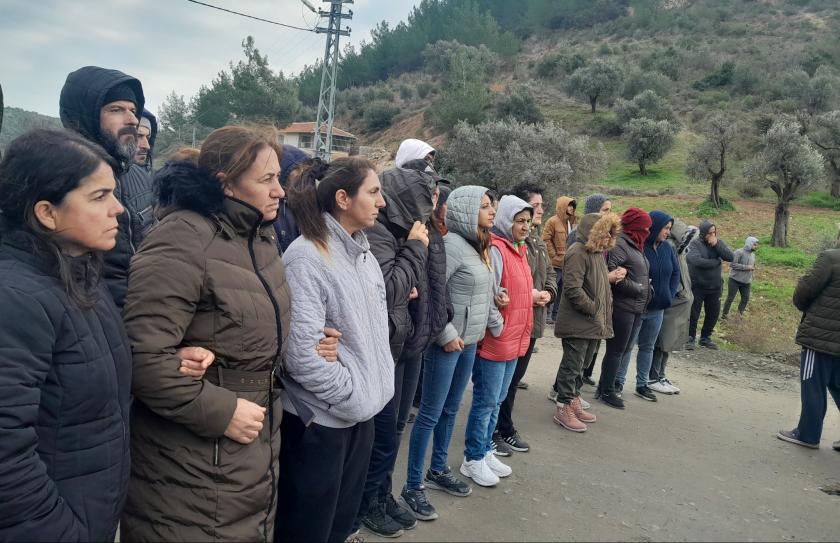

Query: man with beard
[59,66,155,308]
[135,109,158,171]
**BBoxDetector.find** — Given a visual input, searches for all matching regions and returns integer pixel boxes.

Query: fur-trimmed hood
[577,212,621,253]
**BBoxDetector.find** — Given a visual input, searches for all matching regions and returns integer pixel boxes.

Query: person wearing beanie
[273,144,313,253]
[596,208,651,409]
[723,236,759,320]
[552,212,620,431]
[617,211,681,397]
[686,220,734,350]
[135,109,157,171]
[543,196,578,323]
[59,66,154,309]
[584,193,612,215]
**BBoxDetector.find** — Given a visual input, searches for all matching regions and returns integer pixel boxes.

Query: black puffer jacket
[0,232,132,542]
[141,108,158,171]
[60,66,154,309]
[686,220,734,291]
[608,233,652,315]
[366,166,440,363]
[794,248,840,356]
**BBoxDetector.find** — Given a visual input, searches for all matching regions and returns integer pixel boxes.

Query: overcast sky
[0,0,412,117]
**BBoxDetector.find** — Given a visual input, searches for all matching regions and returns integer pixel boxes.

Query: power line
[184,0,316,32]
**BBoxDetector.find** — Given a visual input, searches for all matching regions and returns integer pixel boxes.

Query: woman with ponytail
[275,157,393,543]
[400,186,497,521]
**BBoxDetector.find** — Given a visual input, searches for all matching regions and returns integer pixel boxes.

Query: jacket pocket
[460,306,470,338]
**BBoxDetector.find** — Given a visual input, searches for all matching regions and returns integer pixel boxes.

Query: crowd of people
[0,65,838,543]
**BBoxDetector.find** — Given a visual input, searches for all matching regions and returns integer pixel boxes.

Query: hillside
[0,107,62,151]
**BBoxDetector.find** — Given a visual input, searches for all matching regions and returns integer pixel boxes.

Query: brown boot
[571,396,597,423]
[553,403,587,432]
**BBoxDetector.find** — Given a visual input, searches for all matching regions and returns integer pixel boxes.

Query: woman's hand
[409,287,419,300]
[224,398,266,444]
[408,221,430,248]
[495,289,510,309]
[177,346,215,379]
[317,327,342,362]
[443,337,465,353]
[608,267,627,284]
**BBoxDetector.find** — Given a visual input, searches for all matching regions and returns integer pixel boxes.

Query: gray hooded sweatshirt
[437,185,495,347]
[729,236,758,284]
[281,213,394,428]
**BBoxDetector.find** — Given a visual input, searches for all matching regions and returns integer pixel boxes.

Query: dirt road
[370,338,840,542]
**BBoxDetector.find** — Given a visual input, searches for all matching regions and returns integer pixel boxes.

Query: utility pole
[313,0,352,161]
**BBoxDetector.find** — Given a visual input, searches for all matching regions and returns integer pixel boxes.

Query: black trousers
[275,412,374,543]
[496,337,538,438]
[598,310,642,395]
[723,278,751,317]
[359,353,422,513]
[584,340,601,378]
[689,287,722,340]
[796,348,840,444]
[649,348,669,382]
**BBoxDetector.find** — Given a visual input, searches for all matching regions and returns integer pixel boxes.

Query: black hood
[379,166,436,233]
[59,66,145,162]
[141,109,158,170]
[155,160,225,217]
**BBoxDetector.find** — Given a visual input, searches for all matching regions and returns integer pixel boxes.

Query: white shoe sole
[459,463,498,487]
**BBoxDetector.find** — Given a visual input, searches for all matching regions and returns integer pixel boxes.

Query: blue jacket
[644,211,681,311]
[0,232,132,542]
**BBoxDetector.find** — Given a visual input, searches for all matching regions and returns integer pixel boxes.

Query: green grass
[802,191,840,211]
[697,197,736,217]
[756,245,816,268]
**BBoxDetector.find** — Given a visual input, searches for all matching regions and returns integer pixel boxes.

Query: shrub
[363,100,400,130]
[737,182,764,199]
[590,114,623,137]
[417,81,435,99]
[495,87,544,124]
[399,85,413,101]
[693,61,736,91]
[802,191,840,210]
[535,52,587,79]
[697,197,735,217]
[621,68,671,100]
[614,90,677,128]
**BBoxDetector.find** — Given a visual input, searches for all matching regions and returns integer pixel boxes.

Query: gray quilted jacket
[436,185,494,347]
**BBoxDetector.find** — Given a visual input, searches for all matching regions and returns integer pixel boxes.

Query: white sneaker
[648,380,674,395]
[579,398,591,409]
[662,378,680,394]
[460,457,499,487]
[547,389,558,402]
[483,451,512,478]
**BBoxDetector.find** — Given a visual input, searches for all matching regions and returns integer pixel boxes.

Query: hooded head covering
[621,207,653,251]
[379,166,437,233]
[669,219,698,255]
[280,144,310,186]
[492,195,532,246]
[554,196,577,222]
[745,236,759,251]
[584,193,610,215]
[576,212,621,253]
[60,66,145,165]
[646,210,674,246]
[698,220,715,244]
[395,139,435,168]
[446,185,490,243]
[139,109,158,170]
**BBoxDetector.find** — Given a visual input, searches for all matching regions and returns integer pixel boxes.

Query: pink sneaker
[553,403,587,432]
[571,396,597,423]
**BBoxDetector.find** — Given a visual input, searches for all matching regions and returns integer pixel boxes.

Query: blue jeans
[405,343,477,490]
[617,310,665,389]
[464,357,517,461]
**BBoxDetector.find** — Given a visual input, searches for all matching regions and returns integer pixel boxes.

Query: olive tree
[745,118,825,247]
[566,60,623,113]
[686,114,738,208]
[615,90,676,130]
[624,118,676,176]
[444,119,606,195]
[807,110,840,198]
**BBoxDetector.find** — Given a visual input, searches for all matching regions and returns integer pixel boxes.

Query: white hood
[395,139,435,168]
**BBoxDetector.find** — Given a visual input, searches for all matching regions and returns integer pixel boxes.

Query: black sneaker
[699,337,719,350]
[407,412,416,424]
[776,428,819,449]
[359,497,404,538]
[400,486,439,521]
[685,338,696,351]
[583,376,596,386]
[615,382,623,398]
[635,386,658,402]
[600,391,625,410]
[503,432,530,452]
[491,433,513,457]
[424,467,472,497]
[383,493,417,530]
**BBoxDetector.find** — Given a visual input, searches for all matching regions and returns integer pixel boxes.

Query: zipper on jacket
[213,439,220,466]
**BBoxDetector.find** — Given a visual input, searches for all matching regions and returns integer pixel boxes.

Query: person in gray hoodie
[402,185,497,522]
[723,236,759,319]
[276,157,394,543]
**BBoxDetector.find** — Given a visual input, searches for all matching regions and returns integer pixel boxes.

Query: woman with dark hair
[121,126,339,541]
[276,157,394,543]
[0,129,130,542]
[401,186,497,521]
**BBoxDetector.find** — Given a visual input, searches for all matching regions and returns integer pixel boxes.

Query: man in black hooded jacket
[136,109,158,171]
[59,66,155,309]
